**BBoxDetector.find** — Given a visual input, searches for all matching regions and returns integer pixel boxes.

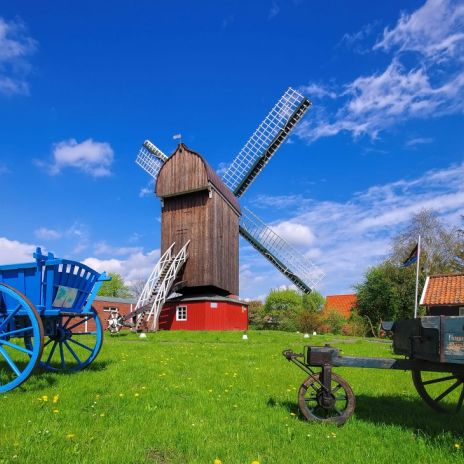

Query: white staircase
[136,241,190,331]
[109,241,190,333]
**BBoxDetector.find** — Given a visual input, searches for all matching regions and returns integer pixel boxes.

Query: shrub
[323,309,346,335]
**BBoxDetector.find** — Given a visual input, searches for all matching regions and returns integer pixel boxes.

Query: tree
[264,289,302,331]
[98,272,132,298]
[302,290,325,313]
[391,209,462,274]
[130,279,146,299]
[247,300,266,329]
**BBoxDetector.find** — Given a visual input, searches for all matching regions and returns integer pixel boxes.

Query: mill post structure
[107,87,325,333]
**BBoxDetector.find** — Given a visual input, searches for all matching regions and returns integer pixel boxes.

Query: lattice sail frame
[239,208,324,293]
[135,140,168,179]
[222,87,311,197]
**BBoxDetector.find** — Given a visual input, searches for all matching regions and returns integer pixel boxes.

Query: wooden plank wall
[161,189,239,295]
[156,146,208,197]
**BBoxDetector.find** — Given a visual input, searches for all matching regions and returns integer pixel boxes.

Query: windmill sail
[222,87,311,198]
[135,140,168,179]
[239,207,324,294]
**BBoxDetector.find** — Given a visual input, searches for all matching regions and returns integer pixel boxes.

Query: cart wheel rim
[0,283,44,393]
[412,369,464,414]
[27,310,103,372]
[298,372,356,425]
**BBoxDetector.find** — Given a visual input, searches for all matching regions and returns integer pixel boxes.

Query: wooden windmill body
[156,144,240,297]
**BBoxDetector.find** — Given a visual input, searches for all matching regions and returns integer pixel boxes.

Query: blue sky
[0,0,463,300]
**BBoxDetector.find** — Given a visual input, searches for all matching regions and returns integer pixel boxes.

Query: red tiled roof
[420,274,464,306]
[324,294,357,317]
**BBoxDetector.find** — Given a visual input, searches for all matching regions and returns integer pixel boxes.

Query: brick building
[420,274,464,316]
[324,294,357,318]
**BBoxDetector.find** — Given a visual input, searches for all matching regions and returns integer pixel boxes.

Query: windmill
[108,88,324,333]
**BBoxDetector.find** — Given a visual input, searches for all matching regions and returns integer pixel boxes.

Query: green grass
[0,330,463,464]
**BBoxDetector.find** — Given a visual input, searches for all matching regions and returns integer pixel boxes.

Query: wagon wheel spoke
[62,316,73,329]
[434,380,462,403]
[59,342,66,369]
[332,384,342,394]
[422,375,456,386]
[63,340,83,367]
[45,341,58,367]
[0,305,21,332]
[456,384,464,413]
[0,346,21,376]
[0,339,33,355]
[0,326,34,338]
[67,317,91,332]
[68,337,93,352]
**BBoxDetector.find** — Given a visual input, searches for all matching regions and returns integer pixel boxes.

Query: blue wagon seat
[0,248,108,315]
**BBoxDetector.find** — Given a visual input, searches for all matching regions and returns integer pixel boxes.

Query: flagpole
[414,234,421,318]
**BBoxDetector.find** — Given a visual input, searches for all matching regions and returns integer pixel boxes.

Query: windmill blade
[222,88,311,197]
[239,207,324,294]
[135,139,168,179]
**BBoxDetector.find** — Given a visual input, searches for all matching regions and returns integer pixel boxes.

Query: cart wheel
[36,310,103,372]
[0,283,44,393]
[298,372,355,425]
[412,369,464,414]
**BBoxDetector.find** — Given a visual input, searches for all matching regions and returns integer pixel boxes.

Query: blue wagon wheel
[0,283,44,393]
[37,310,103,372]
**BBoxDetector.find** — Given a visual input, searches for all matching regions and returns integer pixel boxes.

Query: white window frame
[459,307,464,316]
[176,305,187,321]
[210,302,218,309]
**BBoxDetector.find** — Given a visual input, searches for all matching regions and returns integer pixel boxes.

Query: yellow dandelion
[41,395,48,402]
[100,413,105,417]
[290,412,296,416]
[66,433,75,439]
[455,443,461,449]
[208,389,213,393]
[251,461,260,464]
[214,459,222,464]
[52,395,59,404]
[134,393,140,397]
[119,393,124,397]
[95,394,101,399]
[53,409,59,414]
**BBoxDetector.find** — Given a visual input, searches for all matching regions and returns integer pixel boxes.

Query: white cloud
[83,248,160,285]
[94,241,142,257]
[34,227,61,240]
[406,137,434,147]
[0,17,37,96]
[300,83,337,99]
[0,237,38,264]
[41,138,114,177]
[271,221,315,248]
[297,0,464,142]
[374,0,464,61]
[240,162,464,299]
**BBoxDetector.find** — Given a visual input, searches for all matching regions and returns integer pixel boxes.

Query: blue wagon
[0,248,109,393]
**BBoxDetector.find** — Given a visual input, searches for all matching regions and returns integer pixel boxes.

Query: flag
[173,134,182,140]
[402,243,418,267]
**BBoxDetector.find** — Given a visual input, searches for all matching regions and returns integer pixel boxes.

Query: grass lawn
[0,330,462,464]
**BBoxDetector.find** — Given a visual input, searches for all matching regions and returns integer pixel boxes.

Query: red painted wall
[159,299,248,331]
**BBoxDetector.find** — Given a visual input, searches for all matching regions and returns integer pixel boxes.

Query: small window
[459,307,464,316]
[103,306,118,313]
[210,302,218,309]
[176,306,187,321]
